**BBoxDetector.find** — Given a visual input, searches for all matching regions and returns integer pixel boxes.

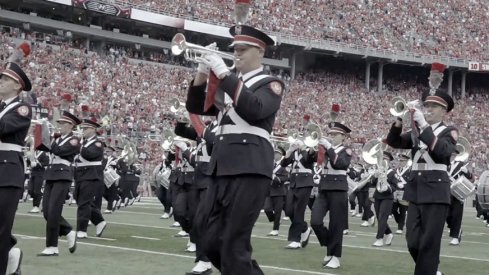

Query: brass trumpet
[454,136,470,162]
[171,33,235,69]
[170,98,189,123]
[303,123,322,149]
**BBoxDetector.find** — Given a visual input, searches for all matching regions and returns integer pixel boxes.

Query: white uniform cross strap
[323,146,347,175]
[0,102,21,121]
[291,151,312,173]
[82,137,98,148]
[195,141,210,163]
[75,155,102,167]
[243,74,272,88]
[57,135,75,147]
[218,108,271,141]
[412,125,448,171]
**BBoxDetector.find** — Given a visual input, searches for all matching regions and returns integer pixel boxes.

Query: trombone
[170,97,190,123]
[171,33,235,69]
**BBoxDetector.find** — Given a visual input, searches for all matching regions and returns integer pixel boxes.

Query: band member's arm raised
[418,127,458,159]
[175,122,198,141]
[80,141,103,160]
[219,75,283,121]
[185,81,219,116]
[385,122,413,149]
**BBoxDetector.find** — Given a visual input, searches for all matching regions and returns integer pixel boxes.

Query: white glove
[397,182,405,189]
[196,54,229,78]
[412,108,428,129]
[173,141,188,151]
[294,140,305,149]
[460,166,468,173]
[196,43,217,75]
[318,138,332,149]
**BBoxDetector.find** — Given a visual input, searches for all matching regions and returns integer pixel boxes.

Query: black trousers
[285,187,312,242]
[28,172,44,207]
[310,191,348,257]
[130,180,139,198]
[446,195,464,238]
[188,187,209,263]
[43,180,73,247]
[374,198,393,239]
[406,203,448,275]
[358,191,374,221]
[155,185,171,213]
[119,180,133,201]
[171,183,191,233]
[93,180,104,210]
[0,187,23,275]
[392,202,408,230]
[103,184,119,211]
[264,196,285,231]
[348,191,357,210]
[201,175,269,275]
[75,180,105,232]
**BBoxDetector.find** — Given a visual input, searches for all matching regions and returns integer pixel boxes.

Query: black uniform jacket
[373,169,399,200]
[386,122,458,204]
[43,132,80,182]
[30,151,50,175]
[118,159,141,183]
[269,163,288,197]
[0,97,32,188]
[281,149,316,189]
[185,69,284,179]
[75,137,104,181]
[319,145,352,191]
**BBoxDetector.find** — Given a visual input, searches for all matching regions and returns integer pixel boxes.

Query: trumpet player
[311,122,352,269]
[38,111,80,256]
[74,119,107,239]
[281,138,315,249]
[0,55,33,275]
[185,24,283,274]
[385,62,457,275]
[372,151,398,247]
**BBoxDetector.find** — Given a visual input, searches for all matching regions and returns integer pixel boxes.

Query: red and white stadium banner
[72,0,131,18]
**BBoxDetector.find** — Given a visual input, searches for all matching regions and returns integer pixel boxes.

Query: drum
[155,167,171,189]
[476,170,489,209]
[450,175,476,202]
[393,190,409,206]
[347,176,357,195]
[104,167,120,188]
[368,187,375,202]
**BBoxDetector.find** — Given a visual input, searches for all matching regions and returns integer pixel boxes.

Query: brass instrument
[303,123,322,149]
[121,140,137,166]
[454,136,470,162]
[170,98,190,123]
[389,96,422,127]
[171,33,235,69]
[362,139,390,193]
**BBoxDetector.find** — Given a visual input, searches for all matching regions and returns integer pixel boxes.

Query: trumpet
[171,33,235,69]
[389,96,422,127]
[303,123,322,149]
[170,98,190,123]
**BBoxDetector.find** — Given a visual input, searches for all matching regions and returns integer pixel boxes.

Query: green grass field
[12,197,489,275]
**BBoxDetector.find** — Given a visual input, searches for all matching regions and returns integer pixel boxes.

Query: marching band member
[264,146,288,236]
[152,154,172,219]
[117,155,141,207]
[0,57,32,274]
[385,62,457,275]
[27,140,50,214]
[175,118,216,275]
[281,139,315,249]
[38,111,80,256]
[392,154,410,234]
[358,166,376,227]
[185,24,283,274]
[372,151,398,247]
[102,146,120,214]
[446,158,473,245]
[311,122,352,269]
[74,119,107,239]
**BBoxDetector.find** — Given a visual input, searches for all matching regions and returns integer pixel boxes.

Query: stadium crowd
[108,0,489,61]
[1,30,488,176]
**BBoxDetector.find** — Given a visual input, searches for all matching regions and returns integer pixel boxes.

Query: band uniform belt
[0,143,23,152]
[411,163,447,171]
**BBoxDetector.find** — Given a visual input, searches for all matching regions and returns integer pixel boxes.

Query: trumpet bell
[362,139,383,165]
[454,136,470,162]
[389,96,407,117]
[303,123,322,148]
[171,33,186,56]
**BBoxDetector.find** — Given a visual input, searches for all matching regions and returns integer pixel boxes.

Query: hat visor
[424,98,448,109]
[229,41,263,49]
[56,118,75,124]
[328,129,347,135]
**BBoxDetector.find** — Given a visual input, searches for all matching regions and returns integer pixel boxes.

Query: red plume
[62,93,72,102]
[332,103,340,113]
[303,114,310,122]
[18,42,31,57]
[431,62,445,73]
[81,105,89,112]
